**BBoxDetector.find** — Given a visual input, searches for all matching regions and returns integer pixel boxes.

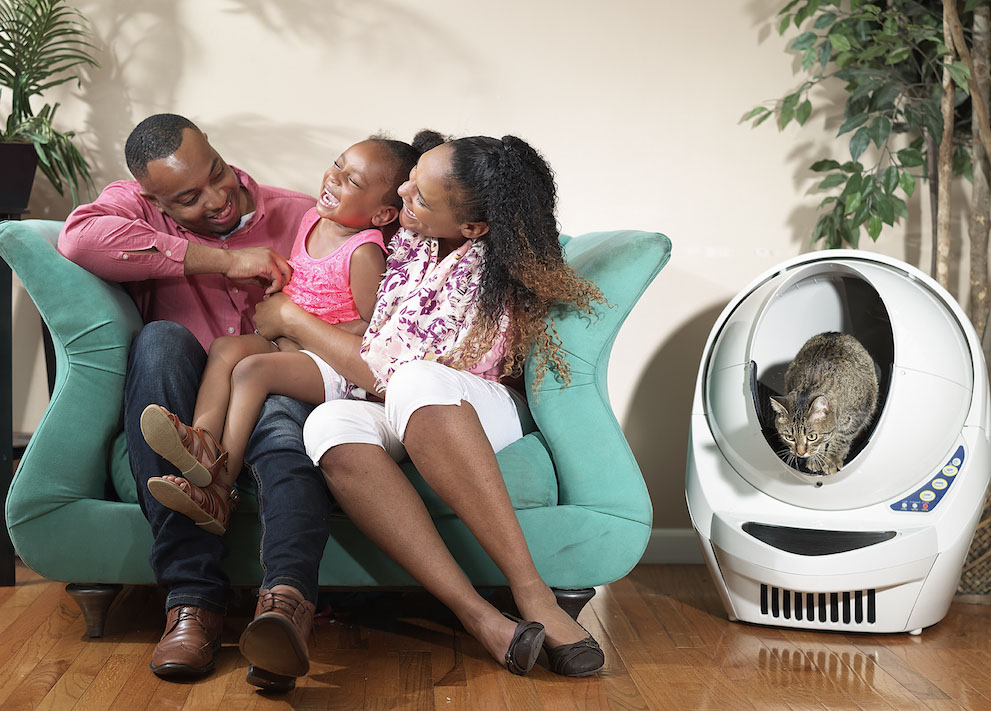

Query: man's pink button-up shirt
[58,168,314,351]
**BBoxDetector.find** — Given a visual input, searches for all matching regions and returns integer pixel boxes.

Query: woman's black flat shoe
[545,634,605,677]
[502,613,545,675]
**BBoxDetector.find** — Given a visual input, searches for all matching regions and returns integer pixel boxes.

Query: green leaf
[886,47,911,65]
[870,116,891,148]
[899,170,916,197]
[754,111,773,127]
[779,13,792,35]
[850,126,872,161]
[778,0,801,15]
[870,82,901,111]
[802,47,817,71]
[813,12,837,29]
[837,112,870,136]
[882,165,899,194]
[818,40,832,68]
[796,99,813,125]
[811,159,842,172]
[842,173,863,196]
[818,173,847,189]
[843,219,861,248]
[897,147,925,167]
[845,192,863,215]
[841,161,864,173]
[868,214,882,240]
[877,196,895,225]
[947,61,972,91]
[892,196,909,219]
[792,31,818,51]
[829,33,852,52]
[743,106,771,121]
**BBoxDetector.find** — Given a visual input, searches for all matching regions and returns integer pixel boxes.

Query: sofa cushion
[110,429,558,515]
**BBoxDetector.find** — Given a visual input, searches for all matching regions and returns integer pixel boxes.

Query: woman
[254,132,605,680]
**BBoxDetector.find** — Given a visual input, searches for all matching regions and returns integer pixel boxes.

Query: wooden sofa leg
[552,587,596,620]
[65,583,122,638]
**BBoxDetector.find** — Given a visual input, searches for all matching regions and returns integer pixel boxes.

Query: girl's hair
[442,135,605,389]
[367,130,445,208]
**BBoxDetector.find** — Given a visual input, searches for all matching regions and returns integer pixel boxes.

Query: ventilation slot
[759,585,876,625]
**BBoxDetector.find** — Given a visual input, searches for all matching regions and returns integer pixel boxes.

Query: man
[59,113,329,692]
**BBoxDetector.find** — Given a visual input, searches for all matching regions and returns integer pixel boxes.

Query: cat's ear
[809,395,831,419]
[769,396,790,416]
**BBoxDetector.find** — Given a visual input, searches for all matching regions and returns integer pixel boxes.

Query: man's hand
[226,246,293,294]
[184,242,293,294]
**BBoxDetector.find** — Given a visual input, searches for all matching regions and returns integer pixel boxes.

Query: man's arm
[185,242,292,294]
[58,182,290,291]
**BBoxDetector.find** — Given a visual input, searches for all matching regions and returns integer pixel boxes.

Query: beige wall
[11,1,973,540]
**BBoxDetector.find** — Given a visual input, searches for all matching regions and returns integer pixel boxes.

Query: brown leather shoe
[150,605,223,678]
[238,585,315,682]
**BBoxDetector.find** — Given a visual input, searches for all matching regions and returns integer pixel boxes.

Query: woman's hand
[253,292,304,341]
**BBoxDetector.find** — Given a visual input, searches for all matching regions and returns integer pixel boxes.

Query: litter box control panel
[890,446,964,513]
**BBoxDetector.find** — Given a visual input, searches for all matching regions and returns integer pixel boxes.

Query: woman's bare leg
[402,402,590,649]
[320,443,525,666]
[192,335,277,438]
[219,351,326,484]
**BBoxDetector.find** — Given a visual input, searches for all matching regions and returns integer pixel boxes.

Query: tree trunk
[971,6,991,336]
[936,3,955,289]
[928,132,940,278]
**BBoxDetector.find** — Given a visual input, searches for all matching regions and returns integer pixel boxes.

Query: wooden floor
[1,563,990,710]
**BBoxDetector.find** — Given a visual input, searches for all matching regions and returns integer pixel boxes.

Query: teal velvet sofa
[0,219,671,636]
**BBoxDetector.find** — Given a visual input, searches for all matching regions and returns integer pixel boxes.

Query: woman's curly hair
[441,135,605,389]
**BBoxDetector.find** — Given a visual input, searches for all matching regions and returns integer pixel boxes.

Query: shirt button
[232,287,239,294]
[222,244,230,250]
[227,327,235,334]
[122,253,129,260]
[165,249,172,257]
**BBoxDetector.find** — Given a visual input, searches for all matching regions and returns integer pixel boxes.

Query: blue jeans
[124,321,333,614]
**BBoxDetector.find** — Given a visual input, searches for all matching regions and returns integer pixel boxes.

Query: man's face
[139,129,249,236]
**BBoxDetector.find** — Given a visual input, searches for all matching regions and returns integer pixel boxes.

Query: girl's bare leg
[402,402,590,649]
[192,335,278,438]
[218,351,326,485]
[320,443,526,666]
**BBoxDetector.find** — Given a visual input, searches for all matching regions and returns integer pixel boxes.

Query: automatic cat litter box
[686,249,990,634]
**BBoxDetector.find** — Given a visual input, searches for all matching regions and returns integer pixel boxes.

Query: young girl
[242,133,607,683]
[140,136,422,535]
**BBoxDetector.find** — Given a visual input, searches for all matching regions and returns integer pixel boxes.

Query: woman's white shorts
[303,359,534,465]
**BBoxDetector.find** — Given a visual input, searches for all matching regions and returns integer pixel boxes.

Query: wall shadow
[622,303,728,529]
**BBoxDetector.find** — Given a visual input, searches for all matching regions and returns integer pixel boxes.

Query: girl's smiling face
[317,140,397,230]
[398,143,488,245]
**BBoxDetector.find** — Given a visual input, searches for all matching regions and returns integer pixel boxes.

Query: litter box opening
[748,271,895,474]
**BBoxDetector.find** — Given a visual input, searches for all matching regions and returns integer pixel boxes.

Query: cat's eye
[782,433,794,441]
[807,433,818,441]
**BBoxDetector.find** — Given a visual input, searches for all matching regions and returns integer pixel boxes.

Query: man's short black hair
[124,114,200,179]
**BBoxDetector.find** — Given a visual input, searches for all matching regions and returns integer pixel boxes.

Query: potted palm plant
[0,0,98,214]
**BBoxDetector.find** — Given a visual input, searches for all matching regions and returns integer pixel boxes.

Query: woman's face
[397,144,470,241]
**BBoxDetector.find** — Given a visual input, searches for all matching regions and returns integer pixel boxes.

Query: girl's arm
[253,293,382,395]
[348,242,387,322]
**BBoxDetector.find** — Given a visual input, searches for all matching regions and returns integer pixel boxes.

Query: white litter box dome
[705,255,976,509]
[687,249,991,634]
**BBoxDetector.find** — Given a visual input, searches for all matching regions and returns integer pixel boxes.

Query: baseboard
[641,527,705,565]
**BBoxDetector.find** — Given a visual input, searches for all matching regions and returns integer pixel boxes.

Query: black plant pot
[0,142,39,216]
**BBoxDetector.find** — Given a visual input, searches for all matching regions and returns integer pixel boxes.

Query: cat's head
[769,394,835,465]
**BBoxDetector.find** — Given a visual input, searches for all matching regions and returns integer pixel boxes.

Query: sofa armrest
[1,220,142,536]
[526,230,672,525]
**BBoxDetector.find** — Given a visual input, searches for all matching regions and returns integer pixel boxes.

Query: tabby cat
[769,332,879,475]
